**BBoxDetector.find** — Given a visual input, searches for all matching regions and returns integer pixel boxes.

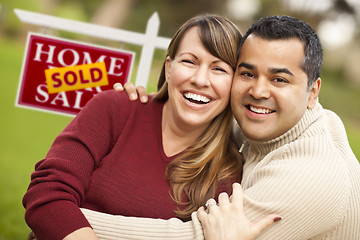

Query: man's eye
[273,78,288,83]
[240,72,254,78]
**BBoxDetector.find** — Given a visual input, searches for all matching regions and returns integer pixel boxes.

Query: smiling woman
[147,15,243,220]
[154,24,239,220]
[162,27,233,139]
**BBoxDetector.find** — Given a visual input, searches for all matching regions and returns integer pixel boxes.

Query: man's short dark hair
[240,15,323,90]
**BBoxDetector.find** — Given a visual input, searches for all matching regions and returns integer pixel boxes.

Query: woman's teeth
[184,92,211,104]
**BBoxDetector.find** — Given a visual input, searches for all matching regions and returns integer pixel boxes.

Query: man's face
[231,34,320,142]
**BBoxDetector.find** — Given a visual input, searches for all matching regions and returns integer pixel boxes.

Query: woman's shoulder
[86,90,162,117]
[93,89,131,103]
[87,90,137,111]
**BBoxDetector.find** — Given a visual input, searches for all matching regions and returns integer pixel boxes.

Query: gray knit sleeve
[81,208,204,240]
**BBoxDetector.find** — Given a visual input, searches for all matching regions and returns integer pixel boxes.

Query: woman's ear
[307,78,321,109]
[165,56,172,83]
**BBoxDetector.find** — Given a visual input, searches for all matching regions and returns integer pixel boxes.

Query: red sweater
[23,91,182,240]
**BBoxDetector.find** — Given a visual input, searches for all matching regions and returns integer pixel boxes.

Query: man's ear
[165,56,172,83]
[307,78,321,109]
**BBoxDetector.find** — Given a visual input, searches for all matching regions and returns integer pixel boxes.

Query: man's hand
[113,82,149,103]
[197,183,281,240]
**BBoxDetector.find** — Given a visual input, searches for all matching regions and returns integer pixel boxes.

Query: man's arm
[240,151,349,239]
[196,152,348,240]
[80,184,280,240]
[81,208,204,240]
[197,183,281,240]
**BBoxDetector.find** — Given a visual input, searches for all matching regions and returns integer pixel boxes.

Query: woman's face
[165,27,233,129]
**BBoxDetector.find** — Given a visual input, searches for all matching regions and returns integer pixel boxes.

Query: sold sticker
[45,62,108,94]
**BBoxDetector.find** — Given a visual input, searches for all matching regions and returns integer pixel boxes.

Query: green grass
[320,69,360,157]
[0,37,72,239]
[0,37,359,240]
[0,36,163,239]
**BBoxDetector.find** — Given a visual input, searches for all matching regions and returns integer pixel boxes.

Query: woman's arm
[23,91,128,240]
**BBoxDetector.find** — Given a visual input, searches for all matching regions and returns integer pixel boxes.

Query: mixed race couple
[23,13,360,240]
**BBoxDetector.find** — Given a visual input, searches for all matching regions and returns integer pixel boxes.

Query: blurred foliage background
[0,0,359,239]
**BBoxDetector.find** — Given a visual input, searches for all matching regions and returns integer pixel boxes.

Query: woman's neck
[161,102,209,157]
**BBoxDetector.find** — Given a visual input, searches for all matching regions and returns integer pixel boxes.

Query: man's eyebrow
[270,68,294,76]
[238,62,294,76]
[238,62,254,69]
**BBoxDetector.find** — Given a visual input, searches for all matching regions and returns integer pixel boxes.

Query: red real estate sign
[16,33,135,116]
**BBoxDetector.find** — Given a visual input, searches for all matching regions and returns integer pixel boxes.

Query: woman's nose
[190,66,210,87]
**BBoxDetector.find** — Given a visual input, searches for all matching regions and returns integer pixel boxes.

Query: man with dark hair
[197,15,360,239]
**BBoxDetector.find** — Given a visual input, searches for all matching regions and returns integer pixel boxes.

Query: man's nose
[249,78,270,99]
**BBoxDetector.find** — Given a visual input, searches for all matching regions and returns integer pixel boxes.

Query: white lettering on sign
[35,84,100,109]
[58,48,80,66]
[33,43,126,77]
[33,43,56,64]
[108,57,124,77]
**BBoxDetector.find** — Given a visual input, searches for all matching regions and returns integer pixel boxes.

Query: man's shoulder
[316,105,358,164]
[258,136,349,193]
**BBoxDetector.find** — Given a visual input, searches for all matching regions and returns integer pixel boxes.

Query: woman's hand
[113,82,149,103]
[197,183,281,240]
[28,227,98,240]
[63,227,99,240]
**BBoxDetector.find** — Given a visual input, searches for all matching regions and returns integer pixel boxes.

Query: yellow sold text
[45,62,108,94]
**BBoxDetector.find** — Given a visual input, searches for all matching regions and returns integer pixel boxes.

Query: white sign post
[14,8,171,88]
[136,12,160,88]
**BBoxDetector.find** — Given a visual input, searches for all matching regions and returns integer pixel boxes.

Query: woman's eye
[214,67,227,73]
[181,59,194,64]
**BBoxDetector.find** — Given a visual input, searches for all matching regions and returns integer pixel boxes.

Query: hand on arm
[197,183,281,240]
[29,228,98,240]
[113,82,151,103]
[63,227,98,240]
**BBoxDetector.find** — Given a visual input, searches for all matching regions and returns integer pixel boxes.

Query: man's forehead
[238,35,305,67]
[240,34,305,51]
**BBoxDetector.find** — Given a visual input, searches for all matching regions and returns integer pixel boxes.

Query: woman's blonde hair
[155,14,243,220]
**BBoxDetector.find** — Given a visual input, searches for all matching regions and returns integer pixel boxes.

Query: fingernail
[141,96,148,102]
[274,217,282,222]
[130,93,137,100]
[114,83,123,91]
